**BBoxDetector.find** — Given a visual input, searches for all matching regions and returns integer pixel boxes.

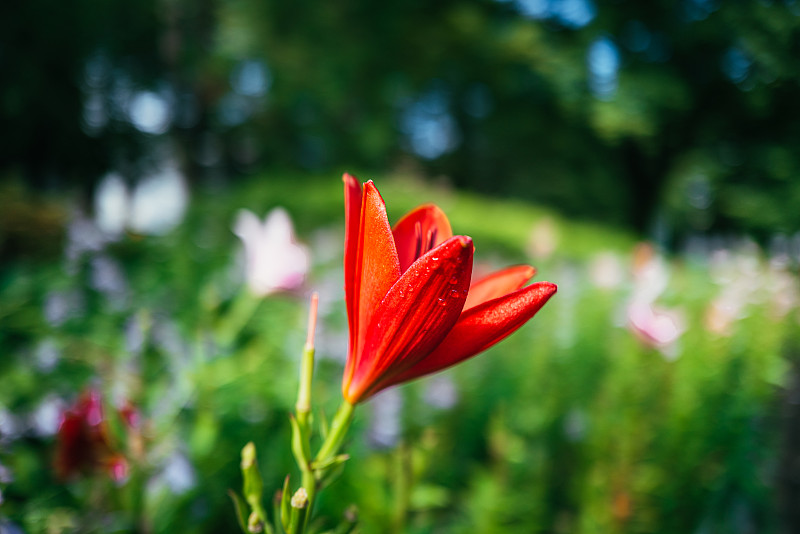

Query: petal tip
[360,180,380,198]
[521,265,536,279]
[541,281,558,295]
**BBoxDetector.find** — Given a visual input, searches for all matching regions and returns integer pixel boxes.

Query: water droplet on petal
[448,276,458,285]
[450,289,461,298]
[437,297,446,306]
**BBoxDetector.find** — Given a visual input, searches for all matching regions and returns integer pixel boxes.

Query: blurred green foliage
[1,174,797,532]
[2,0,800,239]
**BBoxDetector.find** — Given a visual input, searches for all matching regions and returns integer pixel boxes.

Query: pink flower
[627,301,684,349]
[626,243,685,353]
[233,208,310,296]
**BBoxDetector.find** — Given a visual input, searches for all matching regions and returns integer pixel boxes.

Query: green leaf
[228,489,250,534]
[280,475,292,533]
[310,454,349,471]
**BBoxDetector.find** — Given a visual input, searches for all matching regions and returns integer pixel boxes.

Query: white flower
[233,208,310,296]
[94,159,189,238]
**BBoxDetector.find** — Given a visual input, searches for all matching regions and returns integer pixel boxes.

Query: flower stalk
[292,294,320,524]
[313,401,355,469]
[290,294,355,528]
[295,293,317,431]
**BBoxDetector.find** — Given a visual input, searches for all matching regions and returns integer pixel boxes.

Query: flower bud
[290,487,308,509]
[241,442,256,469]
[247,511,263,533]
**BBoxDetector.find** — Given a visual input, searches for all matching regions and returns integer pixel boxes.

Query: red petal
[342,173,363,342]
[344,236,474,403]
[384,281,557,386]
[343,181,402,393]
[392,204,453,273]
[55,415,84,478]
[464,265,536,311]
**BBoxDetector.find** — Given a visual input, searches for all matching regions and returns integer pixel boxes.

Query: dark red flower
[341,175,557,403]
[55,390,128,482]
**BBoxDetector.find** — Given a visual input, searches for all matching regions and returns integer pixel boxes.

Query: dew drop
[450,289,461,298]
[398,290,405,298]
[448,276,458,285]
[437,297,447,307]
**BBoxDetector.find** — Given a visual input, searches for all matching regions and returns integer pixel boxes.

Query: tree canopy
[2,0,799,239]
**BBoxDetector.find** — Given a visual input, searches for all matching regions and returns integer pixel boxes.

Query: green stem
[314,401,355,465]
[301,468,316,507]
[296,293,318,434]
[293,294,319,530]
[295,343,314,431]
[299,400,355,525]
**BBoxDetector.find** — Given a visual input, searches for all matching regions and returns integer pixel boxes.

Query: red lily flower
[55,389,128,482]
[341,174,557,403]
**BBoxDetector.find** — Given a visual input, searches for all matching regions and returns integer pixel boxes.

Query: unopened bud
[344,504,358,523]
[290,487,308,509]
[241,442,256,469]
[247,511,263,533]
